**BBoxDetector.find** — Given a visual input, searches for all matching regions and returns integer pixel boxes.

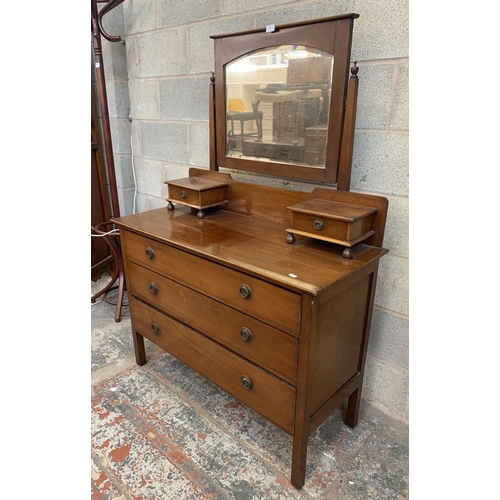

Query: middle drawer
[126,262,299,385]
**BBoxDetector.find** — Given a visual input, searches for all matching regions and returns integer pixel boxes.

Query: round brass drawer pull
[239,284,252,300]
[240,375,253,390]
[240,327,252,343]
[149,282,159,295]
[313,219,324,230]
[180,189,187,199]
[151,322,161,334]
[145,247,155,260]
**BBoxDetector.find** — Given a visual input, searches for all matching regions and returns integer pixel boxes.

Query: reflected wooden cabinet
[113,13,389,489]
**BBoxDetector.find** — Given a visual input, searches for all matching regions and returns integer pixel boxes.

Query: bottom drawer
[130,296,296,434]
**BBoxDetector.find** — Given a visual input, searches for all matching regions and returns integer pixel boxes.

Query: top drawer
[121,230,301,336]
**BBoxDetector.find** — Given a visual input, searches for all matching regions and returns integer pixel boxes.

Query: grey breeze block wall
[97,0,409,424]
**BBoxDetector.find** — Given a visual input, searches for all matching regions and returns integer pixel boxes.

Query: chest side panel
[308,271,373,416]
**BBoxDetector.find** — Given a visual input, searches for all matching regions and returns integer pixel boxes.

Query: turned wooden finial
[350,62,359,78]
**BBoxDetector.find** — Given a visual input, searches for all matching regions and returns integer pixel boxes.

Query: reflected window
[225,45,333,169]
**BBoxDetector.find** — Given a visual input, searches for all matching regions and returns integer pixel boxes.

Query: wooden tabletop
[113,206,388,296]
[165,177,228,191]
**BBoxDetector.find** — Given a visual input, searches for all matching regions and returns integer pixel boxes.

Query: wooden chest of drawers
[113,168,388,488]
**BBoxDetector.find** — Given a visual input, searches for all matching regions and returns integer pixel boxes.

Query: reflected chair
[227,98,263,151]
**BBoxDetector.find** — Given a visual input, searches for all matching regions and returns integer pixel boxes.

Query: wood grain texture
[130,296,296,434]
[111,13,391,489]
[287,199,377,221]
[212,16,356,184]
[115,205,387,297]
[121,229,301,335]
[337,70,359,190]
[308,273,371,415]
[113,182,388,489]
[189,168,388,248]
[291,294,315,489]
[126,261,299,384]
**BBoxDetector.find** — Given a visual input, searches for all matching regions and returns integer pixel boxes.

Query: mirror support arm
[209,72,219,171]
[337,63,359,192]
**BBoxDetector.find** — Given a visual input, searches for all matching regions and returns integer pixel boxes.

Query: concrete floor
[91,274,409,499]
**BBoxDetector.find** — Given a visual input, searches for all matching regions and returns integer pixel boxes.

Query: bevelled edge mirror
[210,13,359,185]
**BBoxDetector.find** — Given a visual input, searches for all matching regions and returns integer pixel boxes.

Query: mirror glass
[225,45,334,169]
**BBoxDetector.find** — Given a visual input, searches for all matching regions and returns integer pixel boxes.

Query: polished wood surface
[91,118,112,278]
[116,202,386,296]
[287,199,377,221]
[114,167,389,488]
[337,63,359,191]
[166,177,227,190]
[113,12,389,489]
[190,168,388,248]
[309,273,370,414]
[286,199,377,249]
[129,296,296,433]
[212,15,358,184]
[114,177,388,488]
[126,261,299,384]
[166,177,228,215]
[121,229,301,334]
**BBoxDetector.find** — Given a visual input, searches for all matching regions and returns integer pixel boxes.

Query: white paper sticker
[95,62,100,68]
[266,24,275,33]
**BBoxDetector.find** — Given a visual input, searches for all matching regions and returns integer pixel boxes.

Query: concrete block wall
[98,0,409,423]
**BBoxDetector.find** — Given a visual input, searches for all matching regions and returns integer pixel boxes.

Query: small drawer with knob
[286,199,378,258]
[165,176,228,219]
[125,261,299,384]
[121,230,301,335]
[129,296,296,433]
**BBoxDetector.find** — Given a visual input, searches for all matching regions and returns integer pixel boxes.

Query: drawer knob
[313,219,324,230]
[240,375,253,390]
[240,327,253,343]
[180,189,187,199]
[149,282,159,295]
[151,322,161,334]
[239,284,252,300]
[145,247,155,260]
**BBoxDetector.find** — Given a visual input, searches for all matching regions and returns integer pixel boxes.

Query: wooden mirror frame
[209,13,359,186]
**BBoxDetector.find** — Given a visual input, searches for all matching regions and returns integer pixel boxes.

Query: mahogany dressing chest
[113,14,388,489]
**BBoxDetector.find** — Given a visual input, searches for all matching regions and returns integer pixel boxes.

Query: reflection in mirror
[225,45,333,169]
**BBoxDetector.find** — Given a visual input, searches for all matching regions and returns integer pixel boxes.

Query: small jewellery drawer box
[166,177,228,219]
[286,198,377,258]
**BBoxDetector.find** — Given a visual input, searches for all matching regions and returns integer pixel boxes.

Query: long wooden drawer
[126,262,298,385]
[130,296,296,434]
[121,230,301,335]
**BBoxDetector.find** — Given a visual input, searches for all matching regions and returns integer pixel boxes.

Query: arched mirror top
[225,45,334,171]
[211,13,359,185]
